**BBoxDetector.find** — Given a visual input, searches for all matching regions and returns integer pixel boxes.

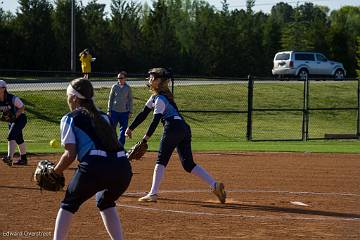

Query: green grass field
[1,80,359,153]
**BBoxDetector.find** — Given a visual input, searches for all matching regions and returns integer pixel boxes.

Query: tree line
[0,0,359,77]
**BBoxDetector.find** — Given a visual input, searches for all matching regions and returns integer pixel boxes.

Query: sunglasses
[117,77,125,79]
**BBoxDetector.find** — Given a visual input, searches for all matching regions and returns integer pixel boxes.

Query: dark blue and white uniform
[60,108,132,213]
[0,93,27,144]
[131,94,196,172]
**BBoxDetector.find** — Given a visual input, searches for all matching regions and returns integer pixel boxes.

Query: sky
[1,0,359,14]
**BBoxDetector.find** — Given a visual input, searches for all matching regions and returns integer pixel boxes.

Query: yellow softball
[49,139,60,148]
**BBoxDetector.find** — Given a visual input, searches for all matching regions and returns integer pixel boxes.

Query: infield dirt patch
[0,152,359,239]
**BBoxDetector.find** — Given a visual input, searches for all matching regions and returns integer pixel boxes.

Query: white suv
[272,51,346,80]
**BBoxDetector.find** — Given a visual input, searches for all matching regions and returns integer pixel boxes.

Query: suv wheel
[334,69,344,80]
[298,68,308,81]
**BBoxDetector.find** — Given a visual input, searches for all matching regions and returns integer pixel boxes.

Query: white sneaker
[212,182,226,204]
[138,194,158,202]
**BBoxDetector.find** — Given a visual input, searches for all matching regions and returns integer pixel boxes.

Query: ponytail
[70,78,121,152]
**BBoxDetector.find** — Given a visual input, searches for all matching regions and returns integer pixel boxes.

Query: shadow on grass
[22,99,60,124]
[182,113,237,140]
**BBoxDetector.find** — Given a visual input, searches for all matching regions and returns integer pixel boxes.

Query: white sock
[18,143,27,155]
[149,164,165,195]
[100,207,124,240]
[191,164,216,188]
[53,208,74,240]
[8,140,16,159]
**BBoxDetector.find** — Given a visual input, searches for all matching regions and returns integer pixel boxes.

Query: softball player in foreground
[53,78,132,240]
[125,68,226,203]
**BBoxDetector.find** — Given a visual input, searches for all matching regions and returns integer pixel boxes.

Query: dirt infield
[0,152,359,240]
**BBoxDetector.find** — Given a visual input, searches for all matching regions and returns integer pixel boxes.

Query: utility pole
[71,0,76,72]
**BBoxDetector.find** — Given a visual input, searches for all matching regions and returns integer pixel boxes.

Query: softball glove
[0,111,16,122]
[34,160,65,191]
[127,140,148,161]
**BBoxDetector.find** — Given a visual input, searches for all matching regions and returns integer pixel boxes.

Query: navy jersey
[0,93,23,116]
[60,108,118,161]
[145,95,181,121]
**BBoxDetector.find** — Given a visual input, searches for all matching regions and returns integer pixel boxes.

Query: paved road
[6,80,247,91]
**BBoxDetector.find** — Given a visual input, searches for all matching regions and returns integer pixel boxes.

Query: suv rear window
[275,53,290,60]
[295,53,315,61]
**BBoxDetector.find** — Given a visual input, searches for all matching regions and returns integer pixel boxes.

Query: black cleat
[2,156,13,166]
[13,159,27,165]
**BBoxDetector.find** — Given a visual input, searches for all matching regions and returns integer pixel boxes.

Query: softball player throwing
[125,68,226,203]
[53,78,132,240]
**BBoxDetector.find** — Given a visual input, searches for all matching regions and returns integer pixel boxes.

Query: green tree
[52,0,72,70]
[142,0,180,69]
[356,36,360,78]
[329,6,360,76]
[213,0,244,75]
[0,8,19,69]
[1,0,359,77]
[82,0,111,71]
[281,3,317,51]
[238,1,267,75]
[52,0,87,71]
[262,16,281,73]
[162,0,194,72]
[15,0,56,69]
[261,2,293,72]
[110,0,144,71]
[188,1,217,74]
[270,2,294,24]
[299,3,330,54]
[246,0,255,14]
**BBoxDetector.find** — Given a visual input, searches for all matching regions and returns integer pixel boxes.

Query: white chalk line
[117,204,360,222]
[124,189,360,197]
[119,189,360,222]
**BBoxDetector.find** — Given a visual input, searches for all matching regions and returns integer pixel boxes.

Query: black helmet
[148,67,172,80]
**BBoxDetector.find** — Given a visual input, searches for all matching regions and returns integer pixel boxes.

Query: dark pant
[8,114,27,144]
[110,111,129,146]
[61,155,132,213]
[157,120,196,173]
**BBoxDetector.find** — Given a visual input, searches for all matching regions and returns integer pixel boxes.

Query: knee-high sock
[100,207,123,240]
[18,142,27,155]
[149,164,165,195]
[8,140,16,159]
[53,208,74,240]
[191,164,216,188]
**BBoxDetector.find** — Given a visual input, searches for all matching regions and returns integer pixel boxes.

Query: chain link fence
[249,77,359,140]
[0,70,359,146]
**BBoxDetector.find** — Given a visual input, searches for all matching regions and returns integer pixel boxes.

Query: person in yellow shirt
[79,49,93,79]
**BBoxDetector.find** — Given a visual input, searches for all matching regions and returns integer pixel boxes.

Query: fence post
[302,75,309,141]
[357,78,360,139]
[70,0,76,72]
[171,77,174,94]
[246,75,254,141]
